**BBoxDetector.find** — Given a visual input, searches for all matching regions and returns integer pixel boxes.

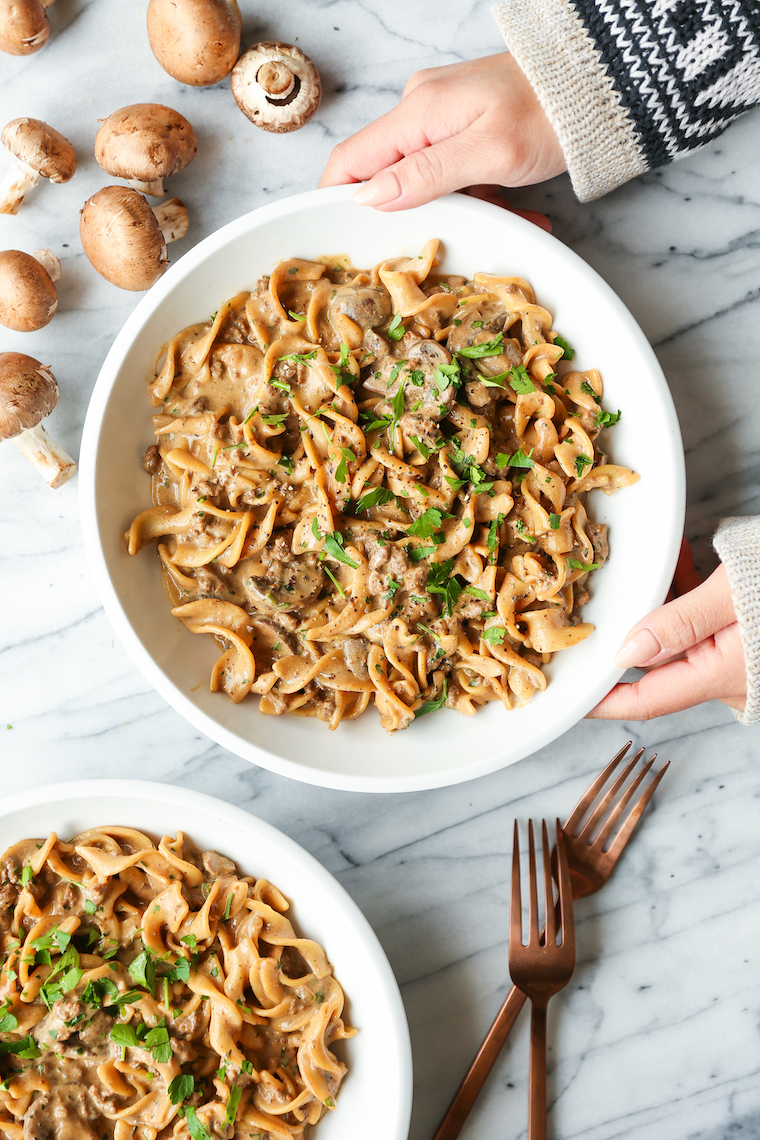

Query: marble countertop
[3,2,760,1137]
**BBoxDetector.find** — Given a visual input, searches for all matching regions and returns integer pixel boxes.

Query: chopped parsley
[407,368,425,387]
[128,948,156,993]
[168,1073,194,1104]
[385,578,401,600]
[388,359,408,384]
[278,349,317,364]
[574,453,593,477]
[580,380,600,403]
[20,865,33,888]
[465,585,491,602]
[553,334,575,360]
[407,507,453,539]
[225,1085,242,1128]
[334,446,356,484]
[426,559,462,617]
[595,408,621,428]
[260,412,288,427]
[287,309,306,322]
[415,679,448,718]
[84,899,97,915]
[515,519,536,543]
[457,332,503,360]
[323,565,346,597]
[387,313,405,341]
[508,365,535,395]
[390,379,407,428]
[144,1022,172,1063]
[482,626,506,646]
[355,486,393,513]
[487,514,506,563]
[567,558,601,572]
[330,342,354,388]
[180,1106,212,1140]
[278,454,295,475]
[548,513,561,530]
[433,360,461,391]
[312,518,358,568]
[496,448,535,471]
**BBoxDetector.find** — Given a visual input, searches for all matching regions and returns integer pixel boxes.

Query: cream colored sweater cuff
[492,0,646,202]
[713,517,760,726]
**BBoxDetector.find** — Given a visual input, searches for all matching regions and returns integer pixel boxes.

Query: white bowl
[80,185,685,792]
[0,780,412,1140]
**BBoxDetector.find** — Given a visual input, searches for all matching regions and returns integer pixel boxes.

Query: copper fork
[509,819,575,1140]
[432,743,669,1140]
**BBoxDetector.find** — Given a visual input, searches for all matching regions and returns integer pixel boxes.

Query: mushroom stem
[128,176,165,198]
[32,248,61,282]
[0,161,40,215]
[14,421,76,488]
[152,197,189,243]
[257,60,296,99]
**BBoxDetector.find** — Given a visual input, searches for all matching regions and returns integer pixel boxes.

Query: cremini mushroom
[146,0,241,86]
[0,118,76,214]
[94,104,197,198]
[0,353,76,487]
[231,42,321,133]
[0,248,61,331]
[0,0,57,55]
[80,185,189,291]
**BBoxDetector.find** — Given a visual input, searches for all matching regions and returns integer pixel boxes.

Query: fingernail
[614,628,661,669]
[353,171,401,207]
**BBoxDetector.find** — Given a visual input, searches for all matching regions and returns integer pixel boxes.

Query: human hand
[319,53,566,210]
[588,539,747,719]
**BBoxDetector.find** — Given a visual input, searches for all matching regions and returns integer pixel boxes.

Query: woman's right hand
[319,52,566,211]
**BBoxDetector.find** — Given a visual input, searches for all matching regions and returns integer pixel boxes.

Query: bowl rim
[79,185,686,792]
[0,777,414,1140]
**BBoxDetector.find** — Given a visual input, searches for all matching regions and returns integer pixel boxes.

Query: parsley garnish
[260,413,288,427]
[20,865,33,888]
[323,565,346,597]
[181,1106,212,1140]
[487,514,506,563]
[595,408,621,428]
[496,448,535,471]
[426,559,462,616]
[278,454,295,475]
[225,1085,242,1128]
[334,446,356,484]
[554,334,575,360]
[515,519,536,543]
[312,519,359,569]
[0,1035,39,1059]
[287,309,306,322]
[128,949,155,994]
[574,453,593,477]
[84,899,97,915]
[278,350,317,364]
[465,585,491,602]
[144,1022,172,1063]
[457,332,503,359]
[415,679,448,718]
[387,313,405,340]
[388,359,408,384]
[355,486,393,513]
[581,380,600,403]
[407,368,425,386]
[407,507,452,539]
[567,558,601,572]
[390,378,407,427]
[168,1074,194,1104]
[508,365,535,395]
[548,513,561,530]
[433,360,461,391]
[482,626,506,645]
[385,578,401,600]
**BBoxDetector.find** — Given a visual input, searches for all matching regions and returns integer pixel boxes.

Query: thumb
[614,563,735,670]
[352,127,494,211]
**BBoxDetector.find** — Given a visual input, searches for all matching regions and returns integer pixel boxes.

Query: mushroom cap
[80,185,168,292]
[0,0,49,56]
[1,118,76,182]
[0,352,57,440]
[231,42,321,133]
[0,249,58,332]
[94,103,198,182]
[146,0,241,87]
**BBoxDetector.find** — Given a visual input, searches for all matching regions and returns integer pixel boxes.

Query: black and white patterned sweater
[493,0,760,200]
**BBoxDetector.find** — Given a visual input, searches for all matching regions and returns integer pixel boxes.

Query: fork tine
[594,755,656,849]
[527,820,539,946]
[575,748,646,844]
[605,761,670,864]
[510,820,522,949]
[563,742,633,833]
[542,820,555,947]
[555,820,575,956]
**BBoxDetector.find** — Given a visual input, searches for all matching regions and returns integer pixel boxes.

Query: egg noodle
[0,828,352,1139]
[126,240,638,732]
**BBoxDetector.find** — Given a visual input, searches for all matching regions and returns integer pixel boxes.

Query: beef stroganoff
[127,240,638,732]
[0,829,352,1139]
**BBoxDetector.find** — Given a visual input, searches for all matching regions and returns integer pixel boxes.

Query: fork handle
[529,1004,548,1140]
[431,983,528,1140]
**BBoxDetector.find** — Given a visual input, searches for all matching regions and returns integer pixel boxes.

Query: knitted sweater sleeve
[492,0,760,201]
[713,518,760,725]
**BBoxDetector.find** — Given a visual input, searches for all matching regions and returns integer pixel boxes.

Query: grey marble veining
[2,3,760,1138]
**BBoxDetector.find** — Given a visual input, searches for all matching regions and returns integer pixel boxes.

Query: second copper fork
[509,819,575,1140]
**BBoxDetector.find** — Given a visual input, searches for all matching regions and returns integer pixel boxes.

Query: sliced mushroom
[94,104,197,198]
[328,285,392,333]
[242,552,324,614]
[146,0,241,86]
[0,0,56,55]
[0,353,76,487]
[80,186,189,291]
[0,249,60,331]
[0,118,76,214]
[365,339,456,420]
[231,42,321,133]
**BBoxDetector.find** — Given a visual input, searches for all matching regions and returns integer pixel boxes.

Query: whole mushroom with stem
[0,0,57,55]
[231,42,321,133]
[146,0,241,86]
[80,185,189,291]
[0,248,61,331]
[94,104,197,198]
[0,118,76,215]
[0,353,76,488]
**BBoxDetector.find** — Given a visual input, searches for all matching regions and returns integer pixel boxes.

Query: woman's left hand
[588,539,747,719]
